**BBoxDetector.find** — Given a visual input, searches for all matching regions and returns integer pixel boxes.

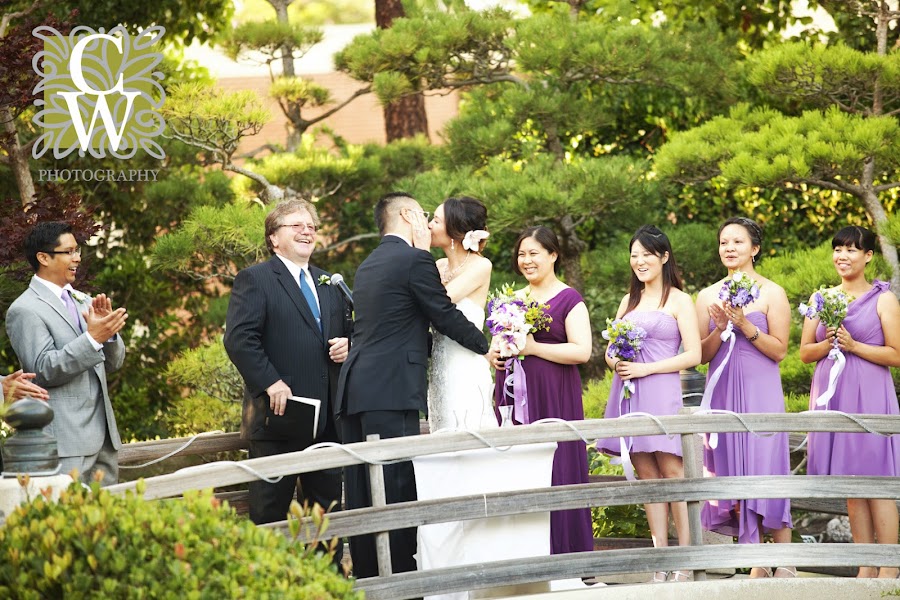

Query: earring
[451,239,455,251]
[752,254,757,263]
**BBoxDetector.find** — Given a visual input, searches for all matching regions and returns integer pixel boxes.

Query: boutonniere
[317,274,332,286]
[70,290,90,304]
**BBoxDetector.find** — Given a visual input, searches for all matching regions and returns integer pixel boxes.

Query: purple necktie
[61,290,83,333]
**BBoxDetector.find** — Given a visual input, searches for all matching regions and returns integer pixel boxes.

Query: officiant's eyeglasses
[43,247,81,256]
[279,223,318,233]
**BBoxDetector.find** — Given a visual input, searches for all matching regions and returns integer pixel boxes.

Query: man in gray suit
[5,222,127,485]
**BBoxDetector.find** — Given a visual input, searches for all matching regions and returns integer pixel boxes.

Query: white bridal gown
[426,297,498,433]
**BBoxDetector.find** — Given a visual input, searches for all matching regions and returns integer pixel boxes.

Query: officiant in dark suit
[224,199,351,563]
[336,192,490,578]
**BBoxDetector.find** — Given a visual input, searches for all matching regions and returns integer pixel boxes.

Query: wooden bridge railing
[109,413,900,599]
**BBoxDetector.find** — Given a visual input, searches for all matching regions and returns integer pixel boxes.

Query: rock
[826,516,852,543]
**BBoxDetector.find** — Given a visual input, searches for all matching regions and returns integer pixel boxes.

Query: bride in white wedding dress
[426,197,497,433]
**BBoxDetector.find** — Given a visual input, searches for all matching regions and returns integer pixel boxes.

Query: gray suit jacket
[5,277,125,457]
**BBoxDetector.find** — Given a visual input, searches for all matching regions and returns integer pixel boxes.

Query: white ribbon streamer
[814,343,846,407]
[699,322,736,429]
[613,383,637,481]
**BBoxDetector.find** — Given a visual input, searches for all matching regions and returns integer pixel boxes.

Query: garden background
[1,0,899,540]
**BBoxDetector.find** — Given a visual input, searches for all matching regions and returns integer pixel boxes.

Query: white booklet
[289,395,321,439]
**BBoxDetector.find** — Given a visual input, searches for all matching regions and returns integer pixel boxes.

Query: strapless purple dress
[598,310,683,457]
[807,280,900,477]
[701,311,793,544]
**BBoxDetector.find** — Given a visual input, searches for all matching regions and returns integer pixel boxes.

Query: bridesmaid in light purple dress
[489,227,594,556]
[800,226,900,579]
[694,217,794,579]
[596,226,701,583]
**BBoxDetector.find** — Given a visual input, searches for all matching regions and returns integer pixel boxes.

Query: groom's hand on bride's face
[266,379,292,416]
[410,211,432,249]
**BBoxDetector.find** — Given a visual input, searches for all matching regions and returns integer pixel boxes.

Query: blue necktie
[299,270,321,331]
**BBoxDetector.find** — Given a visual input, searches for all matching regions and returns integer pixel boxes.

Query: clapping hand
[84,303,128,344]
[91,293,113,317]
[2,370,49,401]
[708,303,730,332]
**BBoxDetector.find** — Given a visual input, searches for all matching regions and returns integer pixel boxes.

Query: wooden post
[367,434,393,577]
[680,407,707,581]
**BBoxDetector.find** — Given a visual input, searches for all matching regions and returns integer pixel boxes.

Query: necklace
[441,251,470,284]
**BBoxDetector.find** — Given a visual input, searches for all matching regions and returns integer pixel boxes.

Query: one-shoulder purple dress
[808,280,900,477]
[597,311,683,458]
[493,287,593,555]
[701,312,793,543]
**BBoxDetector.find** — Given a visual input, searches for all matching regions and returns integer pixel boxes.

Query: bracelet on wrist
[747,327,760,343]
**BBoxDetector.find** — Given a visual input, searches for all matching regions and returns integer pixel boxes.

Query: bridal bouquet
[486,284,552,425]
[485,284,552,359]
[602,318,647,399]
[799,287,854,407]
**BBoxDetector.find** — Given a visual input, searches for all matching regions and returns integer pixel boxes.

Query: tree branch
[803,177,860,195]
[0,0,42,38]
[305,85,371,124]
[874,181,900,193]
[313,232,380,254]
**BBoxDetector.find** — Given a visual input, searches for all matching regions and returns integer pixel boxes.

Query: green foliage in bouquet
[0,480,359,600]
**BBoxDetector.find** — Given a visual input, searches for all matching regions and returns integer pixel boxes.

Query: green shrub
[0,480,359,600]
[588,449,651,539]
[583,376,613,419]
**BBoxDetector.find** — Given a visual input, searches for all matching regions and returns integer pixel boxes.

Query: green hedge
[0,481,359,600]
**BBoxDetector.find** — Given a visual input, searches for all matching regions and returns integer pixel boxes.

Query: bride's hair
[442,196,488,252]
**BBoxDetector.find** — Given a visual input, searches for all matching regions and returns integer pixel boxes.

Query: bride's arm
[522,302,592,365]
[444,257,491,304]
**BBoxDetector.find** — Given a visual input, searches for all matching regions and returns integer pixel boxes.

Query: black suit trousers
[248,415,344,567]
[341,409,420,578]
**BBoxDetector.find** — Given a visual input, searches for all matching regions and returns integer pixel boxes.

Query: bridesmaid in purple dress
[596,225,701,583]
[695,217,794,579]
[800,226,900,579]
[489,226,594,555]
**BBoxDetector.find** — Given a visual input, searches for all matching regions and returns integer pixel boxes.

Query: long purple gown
[808,280,900,476]
[494,287,594,555]
[597,311,683,457]
[701,311,793,544]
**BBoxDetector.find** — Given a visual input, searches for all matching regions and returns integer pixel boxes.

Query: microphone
[330,273,354,309]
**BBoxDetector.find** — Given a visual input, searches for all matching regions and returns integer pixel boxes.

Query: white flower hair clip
[462,229,489,252]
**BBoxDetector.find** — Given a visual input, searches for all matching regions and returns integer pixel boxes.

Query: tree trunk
[860,184,900,292]
[268,0,301,151]
[2,105,34,206]
[375,0,429,142]
[555,214,586,293]
[864,3,899,292]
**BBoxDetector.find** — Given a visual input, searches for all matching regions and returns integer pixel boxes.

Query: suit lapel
[269,257,323,341]
[29,278,81,335]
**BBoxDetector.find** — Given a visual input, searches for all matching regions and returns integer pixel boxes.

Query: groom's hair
[375,192,417,235]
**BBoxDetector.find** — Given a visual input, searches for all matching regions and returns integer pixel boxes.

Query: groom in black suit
[336,192,490,578]
[224,199,351,567]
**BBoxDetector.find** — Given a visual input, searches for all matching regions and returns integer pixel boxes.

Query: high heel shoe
[774,566,797,578]
[749,567,773,579]
[667,570,692,582]
[651,571,668,583]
